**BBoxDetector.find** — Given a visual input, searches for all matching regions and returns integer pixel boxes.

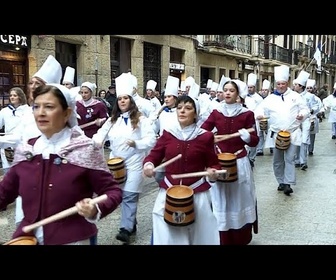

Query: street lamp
[307,36,313,48]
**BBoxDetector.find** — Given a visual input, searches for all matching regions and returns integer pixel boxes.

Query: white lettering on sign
[169,63,185,71]
[0,35,28,47]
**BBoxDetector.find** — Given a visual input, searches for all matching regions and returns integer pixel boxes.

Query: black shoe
[249,159,254,169]
[301,164,308,171]
[116,228,131,244]
[277,183,285,191]
[131,224,137,235]
[308,152,313,156]
[295,164,301,168]
[332,135,336,139]
[270,148,273,154]
[283,184,293,196]
[256,152,264,156]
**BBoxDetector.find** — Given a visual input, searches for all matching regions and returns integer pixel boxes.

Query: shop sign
[169,62,185,71]
[0,35,30,48]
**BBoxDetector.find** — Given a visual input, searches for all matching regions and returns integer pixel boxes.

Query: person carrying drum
[0,84,122,245]
[143,84,221,245]
[92,72,157,245]
[201,79,259,245]
[254,65,310,196]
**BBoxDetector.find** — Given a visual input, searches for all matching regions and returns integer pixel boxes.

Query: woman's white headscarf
[47,83,79,128]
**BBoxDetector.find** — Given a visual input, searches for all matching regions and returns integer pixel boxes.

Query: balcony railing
[201,35,333,68]
[257,39,292,64]
[202,35,252,54]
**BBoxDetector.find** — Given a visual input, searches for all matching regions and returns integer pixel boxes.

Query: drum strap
[164,176,205,190]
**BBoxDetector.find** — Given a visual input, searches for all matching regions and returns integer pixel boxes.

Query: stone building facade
[0,34,335,109]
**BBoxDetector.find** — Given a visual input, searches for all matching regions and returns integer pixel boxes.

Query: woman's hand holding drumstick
[143,154,182,178]
[22,194,108,233]
[171,169,227,179]
[214,127,255,143]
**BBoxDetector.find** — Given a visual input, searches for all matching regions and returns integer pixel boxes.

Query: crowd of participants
[0,54,335,245]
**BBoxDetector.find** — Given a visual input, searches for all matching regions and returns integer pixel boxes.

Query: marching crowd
[0,54,335,245]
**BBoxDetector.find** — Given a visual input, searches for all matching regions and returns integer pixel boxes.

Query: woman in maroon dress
[201,79,259,245]
[0,84,122,245]
[143,94,221,245]
[76,82,109,138]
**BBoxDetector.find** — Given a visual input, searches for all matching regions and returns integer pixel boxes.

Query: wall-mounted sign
[244,64,254,70]
[0,35,30,48]
[169,62,185,71]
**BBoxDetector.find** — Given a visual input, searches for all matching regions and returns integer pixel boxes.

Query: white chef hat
[165,76,179,97]
[127,73,137,89]
[262,79,271,90]
[218,75,231,92]
[210,82,219,91]
[146,80,157,91]
[115,73,134,97]
[187,83,200,117]
[81,82,97,93]
[293,70,310,86]
[232,79,248,99]
[206,79,213,88]
[180,81,186,92]
[185,76,195,87]
[33,55,62,84]
[62,66,75,85]
[247,73,257,86]
[306,79,316,88]
[274,65,290,82]
[47,83,79,127]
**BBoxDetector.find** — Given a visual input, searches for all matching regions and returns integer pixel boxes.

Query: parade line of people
[0,54,332,245]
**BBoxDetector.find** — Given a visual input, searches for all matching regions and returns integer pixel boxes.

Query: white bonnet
[232,79,248,99]
[81,82,97,93]
[218,75,231,92]
[47,83,79,128]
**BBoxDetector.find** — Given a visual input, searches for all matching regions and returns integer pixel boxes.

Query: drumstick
[153,154,182,172]
[80,118,107,129]
[22,194,108,233]
[79,120,96,129]
[171,169,227,179]
[214,127,255,143]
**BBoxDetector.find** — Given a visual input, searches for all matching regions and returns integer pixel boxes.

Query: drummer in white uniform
[254,65,309,196]
[92,72,157,244]
[292,70,320,170]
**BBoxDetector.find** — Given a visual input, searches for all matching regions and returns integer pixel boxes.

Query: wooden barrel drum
[3,236,37,245]
[4,147,14,162]
[259,119,268,131]
[275,130,291,150]
[107,157,127,184]
[164,185,195,226]
[217,153,238,183]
